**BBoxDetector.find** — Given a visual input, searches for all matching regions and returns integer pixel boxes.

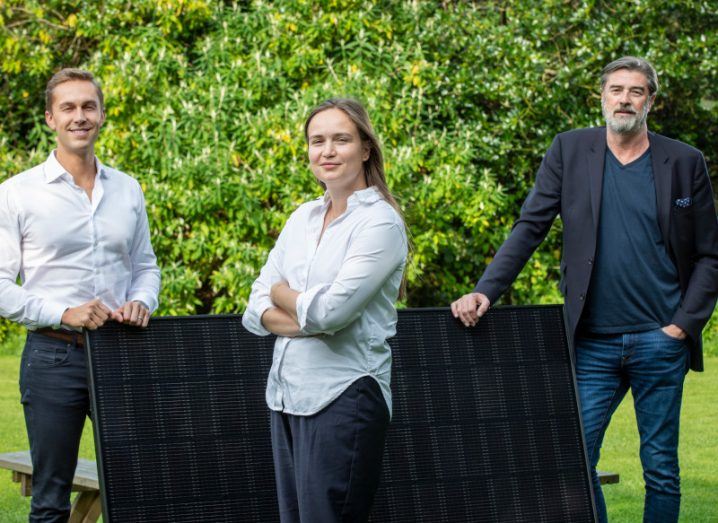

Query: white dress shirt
[0,151,161,329]
[242,186,408,416]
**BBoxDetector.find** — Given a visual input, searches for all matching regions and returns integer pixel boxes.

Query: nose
[321,140,336,157]
[72,107,88,123]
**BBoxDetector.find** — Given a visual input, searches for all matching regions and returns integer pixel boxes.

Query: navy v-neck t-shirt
[580,148,681,334]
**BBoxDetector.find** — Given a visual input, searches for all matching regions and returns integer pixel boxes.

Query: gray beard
[602,101,648,134]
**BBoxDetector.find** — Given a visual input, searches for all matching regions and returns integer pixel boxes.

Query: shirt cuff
[128,292,158,313]
[42,300,69,328]
[242,296,274,336]
[295,283,331,334]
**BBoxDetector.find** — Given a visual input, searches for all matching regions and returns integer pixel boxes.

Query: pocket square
[674,197,692,208]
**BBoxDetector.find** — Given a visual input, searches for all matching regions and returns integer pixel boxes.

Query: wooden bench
[0,451,101,523]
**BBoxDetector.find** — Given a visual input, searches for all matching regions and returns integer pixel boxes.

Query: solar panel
[371,306,595,522]
[86,306,595,522]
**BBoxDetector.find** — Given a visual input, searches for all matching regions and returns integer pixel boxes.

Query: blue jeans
[575,328,689,523]
[20,332,90,523]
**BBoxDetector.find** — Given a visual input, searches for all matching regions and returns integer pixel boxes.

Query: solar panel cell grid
[87,306,595,522]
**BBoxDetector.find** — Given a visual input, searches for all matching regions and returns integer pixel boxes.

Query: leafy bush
[1,1,717,350]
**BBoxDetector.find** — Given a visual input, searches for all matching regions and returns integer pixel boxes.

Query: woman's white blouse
[242,186,408,416]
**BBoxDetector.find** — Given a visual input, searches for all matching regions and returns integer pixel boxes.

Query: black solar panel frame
[86,305,596,522]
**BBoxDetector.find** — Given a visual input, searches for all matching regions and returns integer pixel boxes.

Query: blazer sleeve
[670,152,718,342]
[474,135,564,303]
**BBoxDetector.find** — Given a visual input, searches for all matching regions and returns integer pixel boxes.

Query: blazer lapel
[649,132,672,246]
[587,130,607,237]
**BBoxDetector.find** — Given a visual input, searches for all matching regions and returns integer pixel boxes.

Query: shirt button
[588,258,593,265]
[579,293,585,301]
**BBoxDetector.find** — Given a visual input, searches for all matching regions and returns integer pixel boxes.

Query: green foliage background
[1,0,717,347]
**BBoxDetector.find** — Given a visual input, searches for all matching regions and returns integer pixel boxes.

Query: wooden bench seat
[0,451,101,523]
[598,470,620,484]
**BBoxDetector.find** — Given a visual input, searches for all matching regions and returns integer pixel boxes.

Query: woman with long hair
[242,98,408,522]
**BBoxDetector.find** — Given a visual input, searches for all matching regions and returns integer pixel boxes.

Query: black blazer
[474,127,718,371]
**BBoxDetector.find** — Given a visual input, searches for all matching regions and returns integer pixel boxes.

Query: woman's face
[307,108,370,193]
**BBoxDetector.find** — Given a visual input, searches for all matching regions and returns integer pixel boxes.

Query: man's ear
[45,110,56,131]
[647,94,656,112]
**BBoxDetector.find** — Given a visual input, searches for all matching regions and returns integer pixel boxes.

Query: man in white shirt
[0,68,161,522]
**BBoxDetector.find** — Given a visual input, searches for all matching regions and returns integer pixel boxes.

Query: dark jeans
[576,328,689,523]
[270,376,390,523]
[19,332,90,523]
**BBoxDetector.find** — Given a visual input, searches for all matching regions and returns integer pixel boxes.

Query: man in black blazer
[452,56,718,522]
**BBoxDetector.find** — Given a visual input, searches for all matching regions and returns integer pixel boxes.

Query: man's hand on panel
[61,298,113,330]
[114,300,151,327]
[451,292,491,327]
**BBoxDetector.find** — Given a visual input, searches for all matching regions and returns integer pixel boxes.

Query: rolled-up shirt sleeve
[0,184,66,328]
[243,215,294,336]
[126,184,161,313]
[296,220,407,336]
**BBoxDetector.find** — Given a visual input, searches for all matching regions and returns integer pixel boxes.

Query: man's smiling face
[601,69,653,135]
[45,80,105,155]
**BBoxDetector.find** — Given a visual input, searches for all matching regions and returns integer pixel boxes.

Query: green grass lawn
[0,348,716,522]
[601,358,718,522]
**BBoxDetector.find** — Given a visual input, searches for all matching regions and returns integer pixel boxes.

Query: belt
[34,328,85,347]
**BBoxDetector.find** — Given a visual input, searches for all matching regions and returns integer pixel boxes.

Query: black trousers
[20,332,90,523]
[270,376,390,523]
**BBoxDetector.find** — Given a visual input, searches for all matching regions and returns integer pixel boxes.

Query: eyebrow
[308,132,354,140]
[57,100,98,108]
[608,84,646,91]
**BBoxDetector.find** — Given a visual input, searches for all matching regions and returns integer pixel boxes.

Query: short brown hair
[45,68,104,112]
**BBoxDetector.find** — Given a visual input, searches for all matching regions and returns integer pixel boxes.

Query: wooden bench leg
[85,495,102,523]
[69,491,101,523]
[12,471,32,496]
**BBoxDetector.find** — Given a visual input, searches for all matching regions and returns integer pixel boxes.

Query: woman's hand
[270,281,300,322]
[260,307,302,337]
[270,281,288,303]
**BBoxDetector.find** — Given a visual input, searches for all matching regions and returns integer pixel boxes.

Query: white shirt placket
[91,174,105,301]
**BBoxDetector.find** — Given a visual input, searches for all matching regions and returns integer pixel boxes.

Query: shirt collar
[321,186,383,209]
[43,150,106,183]
[349,186,383,205]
